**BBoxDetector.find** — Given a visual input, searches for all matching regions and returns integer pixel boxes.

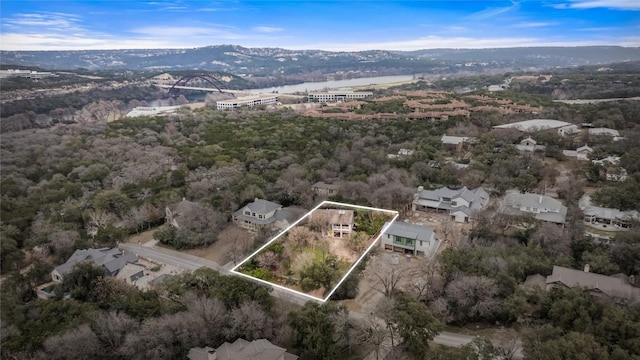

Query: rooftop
[493,119,571,132]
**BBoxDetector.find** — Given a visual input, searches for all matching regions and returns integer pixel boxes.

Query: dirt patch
[126,229,157,244]
[327,236,358,263]
[184,225,253,266]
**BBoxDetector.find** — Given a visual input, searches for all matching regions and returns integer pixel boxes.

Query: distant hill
[1,45,638,76]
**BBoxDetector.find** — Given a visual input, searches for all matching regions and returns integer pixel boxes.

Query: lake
[247,75,415,94]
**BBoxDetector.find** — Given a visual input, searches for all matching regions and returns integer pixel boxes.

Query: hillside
[2,45,639,76]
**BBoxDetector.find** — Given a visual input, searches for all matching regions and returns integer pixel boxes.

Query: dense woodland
[2,67,640,359]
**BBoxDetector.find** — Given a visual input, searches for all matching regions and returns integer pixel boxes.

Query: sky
[1,0,639,51]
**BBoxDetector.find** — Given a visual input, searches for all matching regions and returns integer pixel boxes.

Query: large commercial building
[307,91,372,103]
[216,94,278,110]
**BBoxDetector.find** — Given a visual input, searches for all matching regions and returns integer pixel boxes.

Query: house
[440,135,477,152]
[562,145,593,160]
[51,247,138,283]
[188,338,298,360]
[311,181,341,197]
[592,156,628,181]
[498,193,567,225]
[558,124,580,137]
[387,148,415,159]
[582,205,639,230]
[233,198,295,235]
[543,265,640,305]
[311,209,354,238]
[381,221,440,257]
[412,186,490,223]
[516,137,546,153]
[589,127,622,141]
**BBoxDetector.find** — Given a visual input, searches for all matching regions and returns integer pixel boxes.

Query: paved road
[120,242,523,357]
[119,243,225,272]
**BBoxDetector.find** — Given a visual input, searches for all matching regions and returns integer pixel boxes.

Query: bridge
[156,73,256,97]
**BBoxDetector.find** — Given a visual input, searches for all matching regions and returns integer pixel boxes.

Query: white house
[381,221,440,257]
[498,193,567,225]
[412,186,489,223]
[558,124,580,137]
[516,137,546,152]
[589,127,622,141]
[563,145,593,160]
[232,198,294,235]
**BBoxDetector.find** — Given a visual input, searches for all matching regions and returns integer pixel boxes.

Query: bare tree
[445,275,501,321]
[256,251,279,270]
[354,314,391,360]
[91,311,139,353]
[410,257,443,301]
[228,301,273,340]
[287,226,315,250]
[221,226,253,265]
[366,255,408,298]
[41,324,104,360]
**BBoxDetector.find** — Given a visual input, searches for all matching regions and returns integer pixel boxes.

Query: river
[247,74,415,94]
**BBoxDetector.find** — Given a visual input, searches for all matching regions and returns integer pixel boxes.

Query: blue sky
[1,0,638,51]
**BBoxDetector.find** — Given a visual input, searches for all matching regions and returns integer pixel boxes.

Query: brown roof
[546,266,640,304]
[312,209,354,226]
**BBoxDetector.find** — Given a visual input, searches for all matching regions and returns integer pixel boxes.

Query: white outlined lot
[231,201,399,302]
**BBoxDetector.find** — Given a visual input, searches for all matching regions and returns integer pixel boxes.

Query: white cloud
[553,0,640,10]
[130,26,242,39]
[253,26,284,33]
[2,12,84,32]
[466,1,520,19]
[512,22,557,28]
[289,35,640,52]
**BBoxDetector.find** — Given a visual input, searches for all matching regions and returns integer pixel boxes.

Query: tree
[62,262,107,302]
[91,311,139,355]
[355,313,391,360]
[221,226,253,265]
[524,329,610,360]
[366,255,407,298]
[172,202,226,248]
[40,323,104,360]
[288,302,348,360]
[0,224,24,272]
[228,301,273,340]
[392,294,441,359]
[444,275,501,323]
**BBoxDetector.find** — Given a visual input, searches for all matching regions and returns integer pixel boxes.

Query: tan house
[311,181,341,197]
[311,208,354,238]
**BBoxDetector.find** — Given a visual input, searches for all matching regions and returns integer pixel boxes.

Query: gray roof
[415,186,489,214]
[499,193,567,224]
[245,198,282,214]
[54,247,138,277]
[312,181,341,190]
[546,266,640,304]
[233,202,295,227]
[384,221,435,242]
[583,205,639,221]
[191,338,298,360]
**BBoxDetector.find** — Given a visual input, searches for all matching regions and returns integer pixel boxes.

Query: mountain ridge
[2,45,639,75]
